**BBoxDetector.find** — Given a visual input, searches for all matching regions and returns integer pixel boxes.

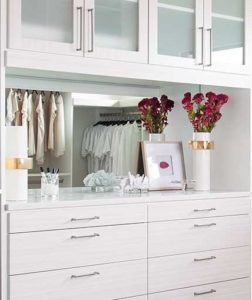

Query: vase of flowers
[138,95,174,141]
[182,91,229,191]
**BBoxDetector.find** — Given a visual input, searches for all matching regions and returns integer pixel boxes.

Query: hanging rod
[99,111,140,118]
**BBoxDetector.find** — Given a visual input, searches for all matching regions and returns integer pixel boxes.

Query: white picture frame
[141,141,186,190]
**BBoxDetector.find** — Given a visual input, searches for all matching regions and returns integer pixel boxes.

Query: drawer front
[10,259,147,300]
[149,278,250,300]
[8,204,147,233]
[148,197,250,222]
[10,223,147,275]
[149,247,250,293]
[149,215,250,257]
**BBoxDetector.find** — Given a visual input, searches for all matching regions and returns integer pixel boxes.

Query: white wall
[203,86,250,191]
[72,107,98,187]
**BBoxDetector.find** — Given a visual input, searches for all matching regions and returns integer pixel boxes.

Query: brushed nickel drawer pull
[194,289,216,296]
[194,223,216,228]
[71,233,100,239]
[194,256,216,262]
[71,216,100,222]
[194,208,216,212]
[71,271,100,279]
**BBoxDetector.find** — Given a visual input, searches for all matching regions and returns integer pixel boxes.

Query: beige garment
[5,89,16,126]
[43,94,50,152]
[32,92,39,149]
[21,91,29,128]
[48,93,57,151]
[14,91,23,126]
[27,93,36,156]
[54,94,65,157]
[36,94,45,165]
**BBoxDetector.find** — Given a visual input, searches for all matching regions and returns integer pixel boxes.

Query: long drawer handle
[194,208,216,212]
[194,289,216,296]
[71,271,100,279]
[76,6,83,51]
[194,223,216,228]
[194,256,216,262]
[71,216,100,222]
[88,8,94,52]
[71,233,100,239]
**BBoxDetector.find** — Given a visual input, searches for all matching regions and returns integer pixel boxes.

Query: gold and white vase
[189,132,214,191]
[149,133,165,142]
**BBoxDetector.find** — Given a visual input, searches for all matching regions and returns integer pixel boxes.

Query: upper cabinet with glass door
[203,0,249,73]
[8,0,148,63]
[149,0,204,69]
[149,0,251,73]
[8,0,84,56]
[84,0,148,63]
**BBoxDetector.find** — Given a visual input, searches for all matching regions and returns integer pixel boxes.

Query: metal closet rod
[99,111,140,117]
[10,89,60,96]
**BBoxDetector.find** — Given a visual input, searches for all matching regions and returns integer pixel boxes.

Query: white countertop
[5,188,251,211]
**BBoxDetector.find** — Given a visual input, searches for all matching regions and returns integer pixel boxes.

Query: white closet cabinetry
[8,0,148,63]
[7,193,251,300]
[8,0,83,56]
[149,0,251,74]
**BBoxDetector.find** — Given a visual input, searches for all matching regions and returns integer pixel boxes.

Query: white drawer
[149,278,250,300]
[10,223,147,275]
[149,215,250,257]
[10,259,147,300]
[149,247,250,293]
[8,204,147,233]
[148,197,250,222]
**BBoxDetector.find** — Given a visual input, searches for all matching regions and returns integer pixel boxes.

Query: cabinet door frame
[8,0,84,56]
[203,0,251,74]
[84,0,148,63]
[149,0,203,69]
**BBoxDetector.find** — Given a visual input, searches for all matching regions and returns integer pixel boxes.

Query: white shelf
[28,173,71,177]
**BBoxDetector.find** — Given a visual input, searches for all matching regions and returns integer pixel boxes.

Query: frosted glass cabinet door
[8,0,84,56]
[204,0,250,73]
[149,0,204,69]
[84,0,148,63]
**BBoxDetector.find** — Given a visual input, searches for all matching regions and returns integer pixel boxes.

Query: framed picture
[141,141,186,190]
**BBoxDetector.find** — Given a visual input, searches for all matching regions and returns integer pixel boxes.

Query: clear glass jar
[41,176,59,198]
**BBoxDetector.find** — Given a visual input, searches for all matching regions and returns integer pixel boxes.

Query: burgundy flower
[193,93,204,104]
[138,95,174,133]
[182,91,228,133]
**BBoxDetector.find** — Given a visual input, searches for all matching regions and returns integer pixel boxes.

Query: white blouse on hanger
[21,91,29,129]
[54,94,65,157]
[36,94,45,165]
[5,89,17,126]
[48,93,57,151]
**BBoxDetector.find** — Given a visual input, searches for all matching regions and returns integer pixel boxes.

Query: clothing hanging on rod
[54,93,65,157]
[81,112,141,176]
[5,89,66,165]
[36,93,45,165]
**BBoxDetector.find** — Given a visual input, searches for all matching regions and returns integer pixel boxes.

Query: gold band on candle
[6,158,33,170]
[189,140,214,150]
